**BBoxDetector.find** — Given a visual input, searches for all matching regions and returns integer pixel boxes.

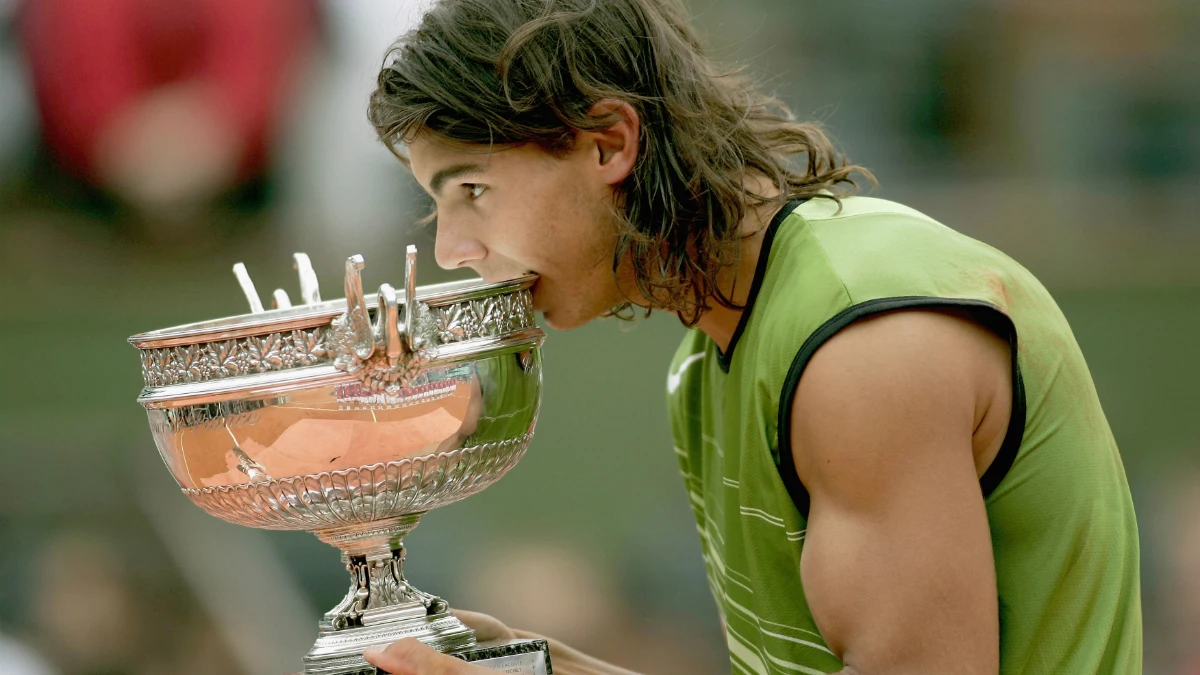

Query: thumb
[362,638,465,675]
[452,609,516,641]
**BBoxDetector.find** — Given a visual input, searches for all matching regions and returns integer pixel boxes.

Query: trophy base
[303,611,469,674]
[298,638,552,675]
[301,608,551,675]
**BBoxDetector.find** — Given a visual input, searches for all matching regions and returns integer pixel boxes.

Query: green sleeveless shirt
[666,196,1142,674]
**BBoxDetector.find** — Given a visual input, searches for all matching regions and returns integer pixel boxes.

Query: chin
[539,306,599,331]
[540,311,582,331]
[535,281,616,331]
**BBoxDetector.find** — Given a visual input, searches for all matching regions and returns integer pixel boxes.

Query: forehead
[406,133,557,189]
[408,135,497,176]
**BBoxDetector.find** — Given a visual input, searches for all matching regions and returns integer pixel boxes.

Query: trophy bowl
[130,248,548,674]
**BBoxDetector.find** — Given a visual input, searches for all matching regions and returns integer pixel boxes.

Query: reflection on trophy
[130,247,551,674]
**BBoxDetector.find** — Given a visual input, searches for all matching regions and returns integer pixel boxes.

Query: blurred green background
[0,1,1197,674]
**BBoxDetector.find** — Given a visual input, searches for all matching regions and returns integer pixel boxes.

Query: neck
[693,186,785,353]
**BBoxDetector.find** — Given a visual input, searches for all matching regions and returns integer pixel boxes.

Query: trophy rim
[128,274,537,350]
[135,330,544,408]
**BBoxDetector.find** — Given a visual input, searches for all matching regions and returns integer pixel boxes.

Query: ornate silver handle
[342,255,376,360]
[403,245,419,354]
[329,249,432,392]
[227,250,430,391]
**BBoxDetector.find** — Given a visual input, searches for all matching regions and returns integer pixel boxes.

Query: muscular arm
[790,309,1010,675]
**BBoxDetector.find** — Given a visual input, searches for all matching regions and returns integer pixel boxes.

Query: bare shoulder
[803,307,1010,388]
[790,308,1012,509]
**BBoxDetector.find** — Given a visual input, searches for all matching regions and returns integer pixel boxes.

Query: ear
[583,99,640,186]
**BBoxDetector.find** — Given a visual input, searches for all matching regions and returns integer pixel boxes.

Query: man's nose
[433,220,487,271]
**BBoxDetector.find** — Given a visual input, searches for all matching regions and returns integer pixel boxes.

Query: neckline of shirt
[716,197,810,373]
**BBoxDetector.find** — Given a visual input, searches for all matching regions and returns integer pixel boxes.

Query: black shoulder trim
[717,198,811,373]
[775,296,1027,520]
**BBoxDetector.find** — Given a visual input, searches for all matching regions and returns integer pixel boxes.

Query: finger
[451,609,514,641]
[363,638,462,675]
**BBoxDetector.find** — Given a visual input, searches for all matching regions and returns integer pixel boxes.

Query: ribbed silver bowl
[130,249,543,674]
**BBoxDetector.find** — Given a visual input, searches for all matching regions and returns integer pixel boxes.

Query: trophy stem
[303,516,475,674]
[313,513,424,557]
[314,514,450,629]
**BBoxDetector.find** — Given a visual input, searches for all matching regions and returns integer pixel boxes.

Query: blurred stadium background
[0,0,1197,673]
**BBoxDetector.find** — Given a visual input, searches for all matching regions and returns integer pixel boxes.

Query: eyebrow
[429,163,487,196]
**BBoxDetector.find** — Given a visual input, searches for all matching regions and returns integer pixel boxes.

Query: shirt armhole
[775,296,1027,520]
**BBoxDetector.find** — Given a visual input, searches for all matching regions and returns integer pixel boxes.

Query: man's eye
[465,184,487,200]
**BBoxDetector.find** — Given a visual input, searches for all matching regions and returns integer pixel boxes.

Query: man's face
[407,132,631,330]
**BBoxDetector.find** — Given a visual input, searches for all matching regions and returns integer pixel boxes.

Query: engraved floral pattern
[140,350,159,387]
[176,344,205,382]
[509,291,534,329]
[431,290,532,344]
[213,339,241,376]
[247,333,283,372]
[475,297,504,334]
[159,348,184,385]
[432,303,476,343]
[141,328,329,386]
[138,290,534,387]
[279,335,298,369]
[291,328,328,366]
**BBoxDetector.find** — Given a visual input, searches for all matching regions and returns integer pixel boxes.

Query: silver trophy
[130,247,550,674]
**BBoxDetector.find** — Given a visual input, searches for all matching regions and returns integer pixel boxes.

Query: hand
[363,639,490,675]
[361,610,525,675]
[451,609,520,641]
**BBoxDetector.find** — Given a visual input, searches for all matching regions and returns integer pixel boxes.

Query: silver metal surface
[132,282,536,389]
[273,288,294,309]
[131,249,544,674]
[327,253,436,393]
[403,245,419,354]
[233,262,265,313]
[129,274,537,350]
[294,253,322,304]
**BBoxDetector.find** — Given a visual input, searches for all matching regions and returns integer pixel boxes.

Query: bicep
[791,310,1000,675]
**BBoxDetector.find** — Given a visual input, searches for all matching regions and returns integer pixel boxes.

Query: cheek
[500,177,575,253]
[495,157,615,274]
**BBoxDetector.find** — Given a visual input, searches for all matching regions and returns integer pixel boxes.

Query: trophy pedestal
[301,521,551,674]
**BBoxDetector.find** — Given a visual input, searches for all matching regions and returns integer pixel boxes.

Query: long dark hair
[369,0,872,324]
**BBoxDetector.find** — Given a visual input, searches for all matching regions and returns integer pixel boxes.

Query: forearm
[511,629,644,675]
